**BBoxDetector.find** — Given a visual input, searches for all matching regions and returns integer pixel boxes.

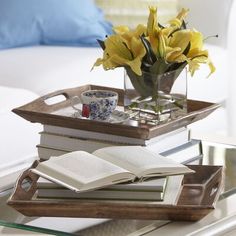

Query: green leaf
[158,23,165,29]
[129,102,139,109]
[140,36,157,65]
[182,42,191,56]
[149,58,170,75]
[168,28,182,38]
[181,20,187,30]
[97,39,105,50]
[166,61,186,73]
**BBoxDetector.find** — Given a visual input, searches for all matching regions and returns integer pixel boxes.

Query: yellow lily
[93,6,215,78]
[208,60,216,77]
[166,30,191,62]
[158,31,167,58]
[169,8,189,28]
[176,8,189,22]
[93,34,146,75]
[147,6,159,54]
[187,30,204,57]
[187,30,215,76]
[114,24,146,38]
[113,25,130,34]
[187,59,200,76]
[113,24,146,52]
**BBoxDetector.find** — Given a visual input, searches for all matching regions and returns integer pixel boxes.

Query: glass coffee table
[1,139,236,236]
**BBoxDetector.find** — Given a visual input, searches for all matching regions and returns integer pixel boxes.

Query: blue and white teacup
[71,90,118,120]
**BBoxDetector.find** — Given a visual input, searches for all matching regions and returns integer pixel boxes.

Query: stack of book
[37,125,203,165]
[33,146,193,202]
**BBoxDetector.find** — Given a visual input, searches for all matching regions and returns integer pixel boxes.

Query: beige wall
[95,0,179,28]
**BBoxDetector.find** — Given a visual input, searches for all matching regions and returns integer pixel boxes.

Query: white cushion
[0,86,41,171]
[0,46,124,96]
[187,44,228,103]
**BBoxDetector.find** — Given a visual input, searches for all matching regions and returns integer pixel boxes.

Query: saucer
[107,110,130,123]
[73,109,130,123]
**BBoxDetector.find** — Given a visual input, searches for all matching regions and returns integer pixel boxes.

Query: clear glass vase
[124,67,188,124]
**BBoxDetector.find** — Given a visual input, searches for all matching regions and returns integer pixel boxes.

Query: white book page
[156,175,184,205]
[93,146,191,178]
[35,151,131,185]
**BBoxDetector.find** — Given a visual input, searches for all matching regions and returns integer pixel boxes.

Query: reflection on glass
[202,140,236,191]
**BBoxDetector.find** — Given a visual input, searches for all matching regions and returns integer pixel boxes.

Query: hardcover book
[37,139,202,165]
[42,125,189,146]
[37,175,184,203]
[37,127,190,160]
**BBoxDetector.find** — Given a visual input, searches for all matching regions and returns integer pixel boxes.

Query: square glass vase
[124,67,188,124]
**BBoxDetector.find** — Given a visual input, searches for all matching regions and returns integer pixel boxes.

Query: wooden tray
[7,164,223,221]
[12,85,220,139]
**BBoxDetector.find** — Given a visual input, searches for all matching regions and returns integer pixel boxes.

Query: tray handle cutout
[10,161,40,201]
[24,87,88,113]
[42,90,73,107]
[202,172,223,205]
[44,94,67,106]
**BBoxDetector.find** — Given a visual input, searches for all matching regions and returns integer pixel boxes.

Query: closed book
[37,139,202,164]
[37,177,167,192]
[37,188,165,201]
[37,175,183,203]
[38,128,189,160]
[42,125,189,146]
[160,139,202,164]
[39,132,115,154]
[37,178,167,201]
[37,146,67,160]
[185,155,203,165]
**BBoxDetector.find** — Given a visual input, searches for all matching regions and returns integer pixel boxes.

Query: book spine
[43,125,188,146]
[38,129,189,159]
[160,139,202,164]
[43,125,146,145]
[37,146,68,160]
[39,133,115,153]
[183,154,203,165]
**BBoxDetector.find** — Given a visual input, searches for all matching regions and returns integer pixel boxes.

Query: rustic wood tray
[12,85,220,139]
[7,164,223,221]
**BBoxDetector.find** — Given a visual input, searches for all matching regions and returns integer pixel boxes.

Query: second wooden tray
[7,164,223,221]
[12,85,220,139]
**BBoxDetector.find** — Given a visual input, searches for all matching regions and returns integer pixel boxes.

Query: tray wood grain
[7,164,223,221]
[12,85,220,139]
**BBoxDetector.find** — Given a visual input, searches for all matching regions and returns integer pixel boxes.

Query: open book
[31,146,193,192]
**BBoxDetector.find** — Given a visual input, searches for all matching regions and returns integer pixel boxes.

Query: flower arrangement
[93,6,215,79]
[93,6,216,122]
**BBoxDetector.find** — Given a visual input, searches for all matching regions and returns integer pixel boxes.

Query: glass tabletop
[1,139,236,235]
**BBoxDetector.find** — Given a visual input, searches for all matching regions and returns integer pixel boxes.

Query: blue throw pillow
[0,0,112,49]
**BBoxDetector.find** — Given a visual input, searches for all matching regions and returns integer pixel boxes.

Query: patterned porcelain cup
[71,90,118,120]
